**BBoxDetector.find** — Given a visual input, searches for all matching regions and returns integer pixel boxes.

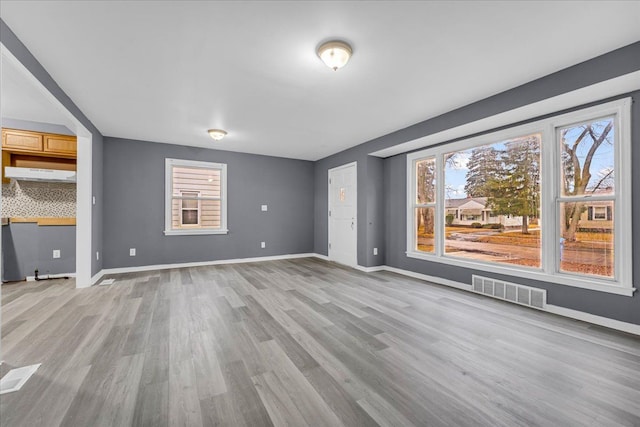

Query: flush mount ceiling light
[317,40,352,71]
[208,129,227,141]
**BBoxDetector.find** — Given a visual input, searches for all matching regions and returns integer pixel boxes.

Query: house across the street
[445,196,613,231]
[445,197,524,227]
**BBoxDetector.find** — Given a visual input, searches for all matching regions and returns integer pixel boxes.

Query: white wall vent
[472,275,546,310]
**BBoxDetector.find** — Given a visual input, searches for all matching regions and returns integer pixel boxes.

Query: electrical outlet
[129,248,136,256]
[261,242,266,249]
[261,205,268,211]
[92,196,96,205]
[96,251,100,260]
[53,249,61,259]
[373,247,378,256]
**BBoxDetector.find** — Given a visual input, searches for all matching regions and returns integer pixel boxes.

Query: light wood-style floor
[1,258,640,427]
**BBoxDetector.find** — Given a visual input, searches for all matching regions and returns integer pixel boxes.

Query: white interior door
[328,162,357,267]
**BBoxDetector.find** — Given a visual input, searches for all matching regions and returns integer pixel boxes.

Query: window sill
[405,251,635,297]
[164,229,228,236]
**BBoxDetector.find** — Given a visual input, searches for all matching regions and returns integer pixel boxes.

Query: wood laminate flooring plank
[2,258,640,427]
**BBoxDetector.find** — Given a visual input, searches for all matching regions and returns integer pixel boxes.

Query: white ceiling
[1,1,639,160]
[1,51,72,127]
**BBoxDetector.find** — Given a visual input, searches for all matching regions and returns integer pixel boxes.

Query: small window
[592,206,607,221]
[165,159,227,235]
[180,191,200,226]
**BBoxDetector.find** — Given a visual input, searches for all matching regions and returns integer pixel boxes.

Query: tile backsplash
[1,180,76,217]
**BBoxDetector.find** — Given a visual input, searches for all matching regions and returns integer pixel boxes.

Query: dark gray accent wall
[316,41,640,324]
[1,223,75,281]
[1,19,104,277]
[103,137,314,268]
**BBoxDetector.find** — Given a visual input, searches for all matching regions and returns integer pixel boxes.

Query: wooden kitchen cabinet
[2,129,43,153]
[1,128,77,183]
[44,134,77,157]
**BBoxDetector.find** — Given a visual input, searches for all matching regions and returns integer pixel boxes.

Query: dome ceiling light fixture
[208,129,227,141]
[317,40,352,71]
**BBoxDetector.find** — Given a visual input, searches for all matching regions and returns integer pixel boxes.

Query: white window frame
[406,98,633,296]
[411,156,437,253]
[164,158,228,236]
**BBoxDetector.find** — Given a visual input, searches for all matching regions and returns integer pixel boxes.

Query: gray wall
[1,19,104,277]
[2,223,75,281]
[315,41,640,325]
[313,152,386,267]
[103,137,314,268]
[314,150,386,267]
[92,132,103,275]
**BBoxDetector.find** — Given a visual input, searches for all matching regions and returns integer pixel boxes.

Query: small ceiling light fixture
[208,129,227,141]
[317,40,352,71]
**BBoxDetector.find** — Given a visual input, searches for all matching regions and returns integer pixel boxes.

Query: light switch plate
[261,205,268,211]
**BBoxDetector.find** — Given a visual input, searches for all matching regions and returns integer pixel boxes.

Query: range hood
[4,167,76,183]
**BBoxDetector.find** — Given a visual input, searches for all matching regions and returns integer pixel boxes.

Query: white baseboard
[95,253,318,278]
[90,270,105,286]
[25,272,76,282]
[381,265,473,292]
[545,305,640,336]
[354,264,385,273]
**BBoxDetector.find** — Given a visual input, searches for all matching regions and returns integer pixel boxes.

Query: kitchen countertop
[6,217,76,226]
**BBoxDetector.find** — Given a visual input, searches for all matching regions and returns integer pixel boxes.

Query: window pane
[172,166,221,198]
[560,118,615,197]
[182,210,198,225]
[416,158,436,204]
[170,165,222,230]
[182,199,198,209]
[559,201,614,278]
[444,134,541,268]
[415,207,435,253]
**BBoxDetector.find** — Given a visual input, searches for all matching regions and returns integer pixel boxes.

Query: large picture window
[165,158,228,235]
[443,134,541,268]
[407,99,632,295]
